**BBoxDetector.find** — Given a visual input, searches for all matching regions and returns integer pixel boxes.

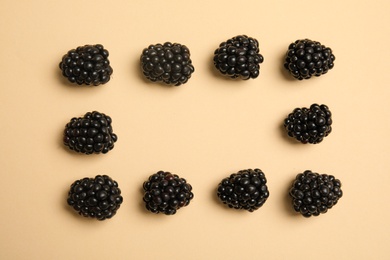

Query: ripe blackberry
[142,171,194,215]
[213,35,264,80]
[140,42,195,86]
[67,175,123,220]
[59,44,113,86]
[63,111,118,154]
[217,169,269,212]
[289,170,343,217]
[284,104,332,144]
[284,39,335,80]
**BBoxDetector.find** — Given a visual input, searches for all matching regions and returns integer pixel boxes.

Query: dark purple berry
[59,44,113,86]
[284,104,332,144]
[213,35,264,80]
[63,111,118,154]
[142,171,194,215]
[67,175,123,220]
[289,170,343,217]
[284,39,335,80]
[140,42,194,86]
[217,169,269,212]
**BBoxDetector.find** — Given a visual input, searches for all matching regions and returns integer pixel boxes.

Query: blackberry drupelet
[140,42,195,86]
[142,171,194,215]
[213,35,264,80]
[217,169,269,212]
[284,39,335,80]
[63,111,118,154]
[284,104,332,144]
[289,170,343,217]
[59,44,113,86]
[67,175,123,220]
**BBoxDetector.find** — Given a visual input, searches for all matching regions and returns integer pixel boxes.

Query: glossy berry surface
[289,170,343,217]
[143,171,194,215]
[140,42,195,86]
[213,35,264,80]
[284,104,332,144]
[63,111,118,154]
[67,175,123,220]
[59,44,113,86]
[217,169,269,212]
[284,39,335,80]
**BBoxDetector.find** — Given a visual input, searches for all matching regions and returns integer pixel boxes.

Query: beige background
[1,0,389,259]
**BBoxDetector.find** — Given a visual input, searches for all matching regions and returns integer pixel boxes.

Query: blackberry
[284,39,335,80]
[217,169,269,212]
[67,175,123,220]
[142,171,194,215]
[63,111,118,154]
[284,104,332,144]
[213,35,264,80]
[140,42,195,86]
[289,170,343,217]
[59,44,113,86]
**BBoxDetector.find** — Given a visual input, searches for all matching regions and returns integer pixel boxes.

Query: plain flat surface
[1,0,389,259]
